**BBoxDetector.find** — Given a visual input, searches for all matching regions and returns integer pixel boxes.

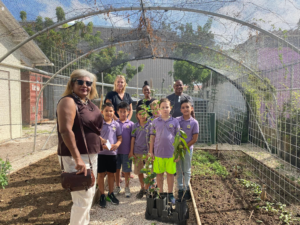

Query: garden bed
[190,150,300,225]
[0,154,72,225]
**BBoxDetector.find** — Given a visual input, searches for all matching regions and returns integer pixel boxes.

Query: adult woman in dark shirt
[57,69,104,225]
[105,75,133,120]
[136,81,156,116]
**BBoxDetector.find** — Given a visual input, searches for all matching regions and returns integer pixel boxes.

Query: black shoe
[178,189,184,200]
[136,188,145,199]
[99,194,106,208]
[107,192,119,205]
[184,190,192,201]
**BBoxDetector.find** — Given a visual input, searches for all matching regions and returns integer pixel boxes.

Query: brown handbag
[60,106,95,192]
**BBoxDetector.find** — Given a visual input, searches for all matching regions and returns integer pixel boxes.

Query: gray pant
[176,148,193,191]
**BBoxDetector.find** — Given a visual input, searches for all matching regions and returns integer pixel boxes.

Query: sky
[2,0,300,47]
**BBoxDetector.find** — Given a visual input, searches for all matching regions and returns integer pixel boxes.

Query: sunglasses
[73,79,93,87]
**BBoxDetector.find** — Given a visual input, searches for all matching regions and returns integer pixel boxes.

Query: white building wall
[0,21,22,142]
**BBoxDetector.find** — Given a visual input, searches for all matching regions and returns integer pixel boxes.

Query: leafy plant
[192,150,228,177]
[262,202,278,214]
[0,158,12,189]
[139,154,159,198]
[239,179,262,195]
[173,130,190,161]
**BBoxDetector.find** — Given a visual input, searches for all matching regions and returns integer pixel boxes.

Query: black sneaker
[184,190,192,201]
[136,188,145,199]
[178,189,184,200]
[107,192,119,205]
[99,194,106,208]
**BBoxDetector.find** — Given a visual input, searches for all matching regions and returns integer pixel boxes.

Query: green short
[153,156,176,174]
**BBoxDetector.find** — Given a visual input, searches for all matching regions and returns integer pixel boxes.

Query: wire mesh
[0,0,300,218]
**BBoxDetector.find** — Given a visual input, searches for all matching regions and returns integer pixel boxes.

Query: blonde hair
[62,69,98,100]
[113,75,127,94]
[159,98,171,107]
[150,100,159,108]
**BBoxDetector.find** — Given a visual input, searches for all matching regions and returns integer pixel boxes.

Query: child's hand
[174,157,180,163]
[102,143,108,150]
[150,152,155,161]
[128,152,133,159]
[100,137,107,144]
[110,144,118,151]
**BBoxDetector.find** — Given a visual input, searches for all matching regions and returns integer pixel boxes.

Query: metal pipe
[33,40,143,151]
[1,6,299,63]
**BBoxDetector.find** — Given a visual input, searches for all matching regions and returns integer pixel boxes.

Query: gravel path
[90,173,195,225]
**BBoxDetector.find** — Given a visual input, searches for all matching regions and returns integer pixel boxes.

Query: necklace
[72,92,89,105]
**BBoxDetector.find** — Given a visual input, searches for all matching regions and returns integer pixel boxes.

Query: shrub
[0,158,12,189]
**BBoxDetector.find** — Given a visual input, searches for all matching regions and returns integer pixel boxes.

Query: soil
[191,150,300,225]
[0,154,71,225]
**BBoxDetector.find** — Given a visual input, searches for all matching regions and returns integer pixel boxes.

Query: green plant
[173,130,190,161]
[0,158,12,189]
[192,150,228,177]
[139,154,159,198]
[279,213,293,224]
[262,202,278,214]
[239,179,262,195]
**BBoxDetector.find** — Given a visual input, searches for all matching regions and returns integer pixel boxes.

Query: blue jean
[176,148,193,191]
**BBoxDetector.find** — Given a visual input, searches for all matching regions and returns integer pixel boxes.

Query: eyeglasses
[73,79,93,87]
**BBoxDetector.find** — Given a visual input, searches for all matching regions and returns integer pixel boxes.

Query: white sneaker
[125,187,131,198]
[114,186,121,195]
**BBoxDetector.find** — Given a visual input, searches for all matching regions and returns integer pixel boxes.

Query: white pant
[58,154,98,225]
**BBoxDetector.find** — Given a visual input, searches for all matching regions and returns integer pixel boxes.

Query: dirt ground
[191,150,300,225]
[0,154,71,225]
[0,154,196,225]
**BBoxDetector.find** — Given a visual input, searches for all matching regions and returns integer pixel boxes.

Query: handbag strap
[76,105,93,169]
[59,100,93,171]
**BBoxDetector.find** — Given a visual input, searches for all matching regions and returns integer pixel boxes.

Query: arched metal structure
[1,6,299,64]
[33,39,276,152]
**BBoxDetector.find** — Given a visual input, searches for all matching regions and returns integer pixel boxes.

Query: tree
[56,6,65,22]
[20,11,27,22]
[171,61,210,91]
[169,19,215,90]
[44,17,54,27]
[20,7,144,84]
[35,16,43,31]
[91,47,144,84]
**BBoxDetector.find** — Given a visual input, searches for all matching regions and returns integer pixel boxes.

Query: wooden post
[260,184,267,201]
[235,165,238,177]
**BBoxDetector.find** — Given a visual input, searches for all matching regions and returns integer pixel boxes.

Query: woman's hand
[74,157,87,176]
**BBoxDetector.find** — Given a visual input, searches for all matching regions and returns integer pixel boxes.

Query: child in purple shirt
[114,102,134,198]
[147,99,161,122]
[129,106,152,199]
[150,98,180,205]
[98,103,122,208]
[176,99,199,201]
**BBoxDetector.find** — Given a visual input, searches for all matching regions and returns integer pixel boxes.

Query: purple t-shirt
[131,121,152,155]
[177,116,199,149]
[117,119,134,154]
[99,119,122,156]
[150,116,180,158]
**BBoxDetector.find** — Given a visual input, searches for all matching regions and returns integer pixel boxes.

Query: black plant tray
[145,193,189,225]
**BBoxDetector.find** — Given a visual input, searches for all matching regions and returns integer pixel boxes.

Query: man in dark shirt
[167,80,194,118]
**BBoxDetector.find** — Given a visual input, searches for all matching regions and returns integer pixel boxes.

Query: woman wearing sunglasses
[104,75,133,120]
[56,69,104,225]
